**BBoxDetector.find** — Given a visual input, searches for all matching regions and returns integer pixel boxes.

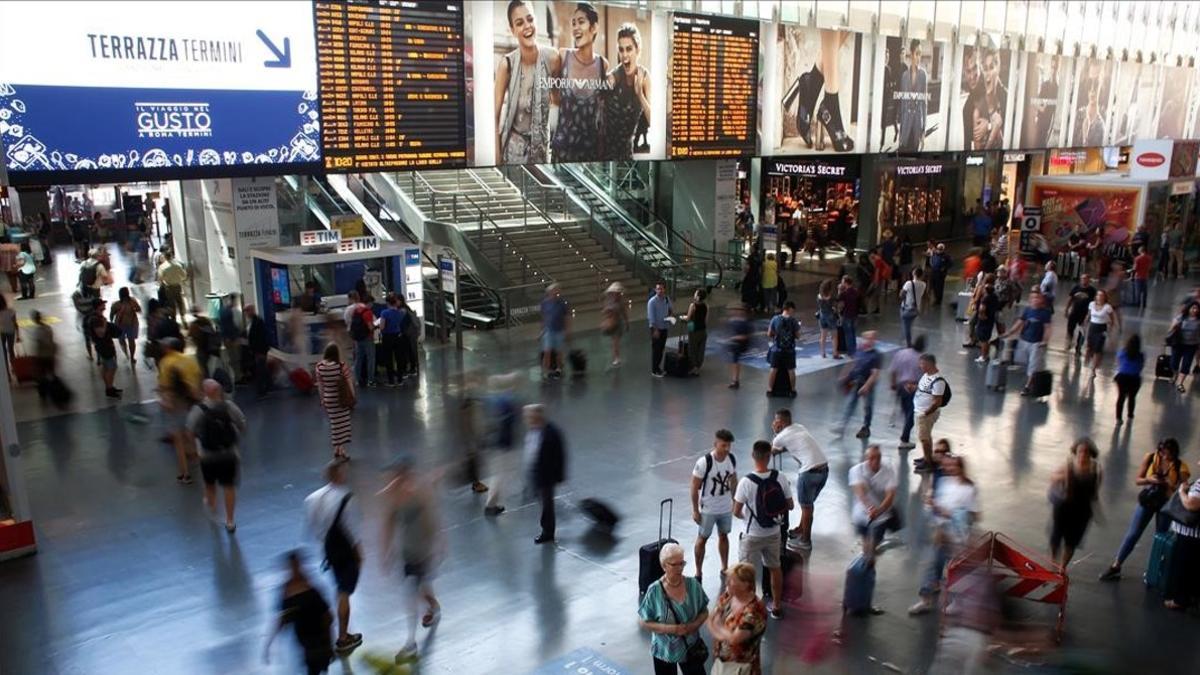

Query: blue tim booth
[249,236,424,366]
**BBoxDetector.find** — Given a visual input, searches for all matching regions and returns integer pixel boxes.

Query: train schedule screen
[315,0,468,171]
[669,12,758,159]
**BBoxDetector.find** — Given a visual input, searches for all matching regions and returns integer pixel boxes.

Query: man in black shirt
[1064,274,1097,355]
[89,309,122,398]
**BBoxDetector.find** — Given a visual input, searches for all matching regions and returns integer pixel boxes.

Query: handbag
[1165,324,1182,348]
[1162,491,1200,528]
[336,367,356,409]
[1138,483,1169,510]
[664,581,709,666]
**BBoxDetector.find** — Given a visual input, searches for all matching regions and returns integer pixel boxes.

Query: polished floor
[2,248,1200,675]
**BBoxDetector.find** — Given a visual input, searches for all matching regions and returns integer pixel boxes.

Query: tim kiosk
[250,230,424,366]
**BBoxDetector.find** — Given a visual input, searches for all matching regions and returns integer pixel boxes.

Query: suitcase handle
[659,498,673,543]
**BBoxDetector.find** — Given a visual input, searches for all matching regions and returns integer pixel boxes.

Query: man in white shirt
[1040,260,1058,312]
[849,444,900,563]
[734,441,794,618]
[913,353,948,473]
[899,267,928,348]
[770,408,827,549]
[690,429,737,583]
[303,457,365,655]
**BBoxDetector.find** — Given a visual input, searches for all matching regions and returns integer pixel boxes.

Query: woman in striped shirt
[315,343,355,460]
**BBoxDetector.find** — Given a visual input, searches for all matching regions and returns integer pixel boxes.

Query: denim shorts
[541,330,566,353]
[797,466,829,507]
[698,512,732,538]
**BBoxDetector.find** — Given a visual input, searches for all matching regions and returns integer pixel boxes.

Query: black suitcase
[579,497,619,533]
[568,349,587,375]
[1156,353,1174,379]
[664,347,691,377]
[45,376,74,409]
[1029,370,1053,398]
[638,499,677,601]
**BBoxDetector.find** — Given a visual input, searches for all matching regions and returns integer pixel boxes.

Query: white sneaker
[974,356,987,364]
[907,600,933,615]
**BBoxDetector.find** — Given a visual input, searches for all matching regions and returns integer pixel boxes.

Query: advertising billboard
[1028,178,1144,255]
[870,36,950,153]
[1066,58,1114,148]
[487,0,658,164]
[772,27,868,155]
[1017,53,1073,149]
[0,1,320,184]
[948,43,1013,151]
[1109,60,1160,145]
[1156,66,1192,141]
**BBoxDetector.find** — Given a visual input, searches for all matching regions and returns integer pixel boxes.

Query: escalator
[554,168,675,270]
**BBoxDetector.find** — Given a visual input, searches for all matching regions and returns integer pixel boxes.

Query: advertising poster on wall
[1109,61,1160,145]
[487,0,657,164]
[949,43,1013,151]
[1156,66,1192,140]
[1028,179,1143,255]
[0,1,321,184]
[870,36,949,153]
[1018,53,1074,149]
[773,27,867,155]
[1066,58,1114,148]
[232,176,279,304]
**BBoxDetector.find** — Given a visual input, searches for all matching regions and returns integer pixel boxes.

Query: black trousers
[1115,373,1141,419]
[931,273,947,304]
[381,333,404,382]
[18,271,34,298]
[539,485,556,537]
[650,328,668,374]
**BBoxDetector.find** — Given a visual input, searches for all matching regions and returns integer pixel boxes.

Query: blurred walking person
[263,551,334,675]
[908,454,979,615]
[1113,334,1145,424]
[379,455,442,661]
[315,344,355,460]
[109,287,140,367]
[527,404,567,544]
[1048,439,1102,569]
[601,282,628,368]
[305,457,365,655]
[188,379,246,533]
[484,374,521,516]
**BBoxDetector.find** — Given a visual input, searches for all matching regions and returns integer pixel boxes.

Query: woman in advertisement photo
[550,2,609,162]
[603,22,651,161]
[495,0,561,165]
[896,39,929,152]
[780,28,856,153]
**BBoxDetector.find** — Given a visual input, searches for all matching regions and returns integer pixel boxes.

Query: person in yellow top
[157,250,189,323]
[761,253,779,313]
[157,337,203,484]
[1099,437,1191,581]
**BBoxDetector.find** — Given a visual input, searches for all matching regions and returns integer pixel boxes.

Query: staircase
[554,168,675,271]
[473,221,642,315]
[403,168,573,226]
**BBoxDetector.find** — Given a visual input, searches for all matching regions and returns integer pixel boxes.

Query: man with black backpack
[304,457,365,656]
[913,353,949,474]
[343,291,377,388]
[733,440,794,619]
[689,429,737,584]
[186,379,246,532]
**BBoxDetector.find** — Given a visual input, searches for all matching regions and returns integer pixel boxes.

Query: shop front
[871,157,959,245]
[761,156,861,256]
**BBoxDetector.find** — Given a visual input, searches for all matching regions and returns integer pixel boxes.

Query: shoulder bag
[1162,490,1200,528]
[664,579,709,667]
[335,364,357,409]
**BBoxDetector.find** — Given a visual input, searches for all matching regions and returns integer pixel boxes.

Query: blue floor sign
[667,319,900,377]
[530,648,632,675]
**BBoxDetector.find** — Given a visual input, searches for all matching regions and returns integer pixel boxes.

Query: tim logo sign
[135,102,213,138]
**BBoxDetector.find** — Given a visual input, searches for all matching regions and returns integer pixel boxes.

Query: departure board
[315,0,468,172]
[669,12,758,158]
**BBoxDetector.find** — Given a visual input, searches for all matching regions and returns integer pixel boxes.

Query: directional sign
[1019,206,1041,254]
[439,257,457,294]
[300,229,341,246]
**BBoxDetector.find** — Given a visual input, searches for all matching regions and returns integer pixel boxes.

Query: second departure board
[669,12,758,158]
[315,0,468,172]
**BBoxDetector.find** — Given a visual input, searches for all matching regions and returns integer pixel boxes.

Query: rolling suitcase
[986,358,1007,391]
[568,349,587,375]
[579,497,620,533]
[1029,370,1053,398]
[1156,352,1174,379]
[45,376,74,408]
[1144,531,1177,590]
[289,367,314,393]
[638,499,677,601]
[843,555,877,615]
[954,291,973,322]
[1001,339,1018,365]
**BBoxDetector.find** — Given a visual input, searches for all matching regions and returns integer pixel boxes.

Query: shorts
[119,324,139,340]
[916,408,940,443]
[797,466,829,507]
[1015,340,1046,376]
[738,532,782,569]
[330,558,361,594]
[818,313,837,330]
[199,452,239,487]
[1086,323,1107,352]
[974,321,994,344]
[403,559,432,581]
[698,512,732,538]
[727,343,748,363]
[99,355,117,370]
[541,330,566,353]
[770,347,796,370]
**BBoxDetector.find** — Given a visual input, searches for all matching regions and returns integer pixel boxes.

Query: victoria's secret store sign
[765,158,858,178]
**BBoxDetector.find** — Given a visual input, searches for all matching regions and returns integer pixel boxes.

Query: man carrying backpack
[186,379,246,532]
[304,457,365,656]
[913,353,949,474]
[79,247,112,302]
[690,429,738,584]
[343,291,376,388]
[767,301,801,396]
[733,441,794,619]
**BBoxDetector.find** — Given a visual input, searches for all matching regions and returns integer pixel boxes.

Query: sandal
[421,608,440,627]
[1177,384,1186,393]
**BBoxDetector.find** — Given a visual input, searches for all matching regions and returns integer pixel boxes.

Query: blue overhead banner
[0,1,320,184]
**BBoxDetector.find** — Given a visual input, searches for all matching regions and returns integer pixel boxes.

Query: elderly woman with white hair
[600,282,628,368]
[637,542,710,674]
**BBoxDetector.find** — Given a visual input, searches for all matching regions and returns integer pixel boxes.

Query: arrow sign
[256,29,291,68]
